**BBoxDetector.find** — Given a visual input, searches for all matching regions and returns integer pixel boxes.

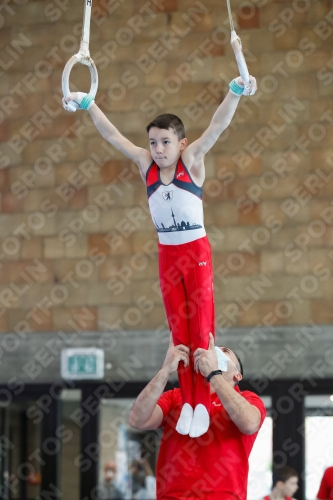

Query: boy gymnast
[63,74,256,438]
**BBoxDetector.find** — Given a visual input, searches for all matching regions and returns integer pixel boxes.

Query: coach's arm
[128,336,189,430]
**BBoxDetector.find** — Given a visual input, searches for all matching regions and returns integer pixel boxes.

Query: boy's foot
[189,404,210,438]
[176,403,193,435]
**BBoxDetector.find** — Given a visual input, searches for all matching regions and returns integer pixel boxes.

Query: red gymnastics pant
[158,236,215,412]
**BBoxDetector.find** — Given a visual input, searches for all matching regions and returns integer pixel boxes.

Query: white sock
[176,403,193,435]
[189,404,210,438]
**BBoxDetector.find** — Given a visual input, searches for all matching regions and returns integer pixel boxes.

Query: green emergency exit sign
[61,348,104,379]
[68,354,96,375]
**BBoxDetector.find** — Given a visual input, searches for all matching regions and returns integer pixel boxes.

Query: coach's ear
[234,371,242,385]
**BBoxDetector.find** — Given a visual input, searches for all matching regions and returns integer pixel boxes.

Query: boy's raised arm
[88,104,150,165]
[63,93,152,176]
[183,76,256,173]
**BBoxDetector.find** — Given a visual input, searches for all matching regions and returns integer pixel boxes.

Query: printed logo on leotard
[162,191,173,201]
[153,207,202,234]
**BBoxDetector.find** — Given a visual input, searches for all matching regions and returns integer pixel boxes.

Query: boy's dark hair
[274,465,298,484]
[146,113,185,140]
[234,352,244,377]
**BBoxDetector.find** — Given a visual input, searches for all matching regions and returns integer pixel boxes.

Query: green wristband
[229,79,244,96]
[80,93,95,110]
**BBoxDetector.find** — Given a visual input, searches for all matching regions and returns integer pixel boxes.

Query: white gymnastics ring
[62,54,98,99]
[61,0,98,110]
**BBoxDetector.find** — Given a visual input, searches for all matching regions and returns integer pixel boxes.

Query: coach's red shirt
[317,467,333,499]
[264,497,292,500]
[156,386,266,500]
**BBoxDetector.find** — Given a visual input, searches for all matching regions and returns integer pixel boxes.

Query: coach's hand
[193,333,218,377]
[161,334,189,376]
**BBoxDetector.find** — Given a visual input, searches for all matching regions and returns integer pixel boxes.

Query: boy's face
[148,127,187,168]
[278,476,299,497]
